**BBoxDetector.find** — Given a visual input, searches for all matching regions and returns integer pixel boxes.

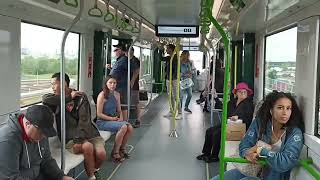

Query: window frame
[20,21,81,108]
[263,25,297,97]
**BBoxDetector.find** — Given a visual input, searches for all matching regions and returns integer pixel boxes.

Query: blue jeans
[211,169,260,180]
[181,87,192,109]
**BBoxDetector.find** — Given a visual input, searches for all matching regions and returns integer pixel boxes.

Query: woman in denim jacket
[212,91,304,180]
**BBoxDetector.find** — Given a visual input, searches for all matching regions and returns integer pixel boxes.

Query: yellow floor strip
[106,145,135,180]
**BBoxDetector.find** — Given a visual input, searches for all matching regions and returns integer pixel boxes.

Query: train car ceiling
[0,0,156,42]
[211,0,319,39]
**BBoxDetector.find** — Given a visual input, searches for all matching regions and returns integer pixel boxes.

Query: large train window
[264,27,297,95]
[141,48,151,75]
[21,23,80,107]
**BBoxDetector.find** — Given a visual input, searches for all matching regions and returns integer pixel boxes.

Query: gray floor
[76,93,220,180]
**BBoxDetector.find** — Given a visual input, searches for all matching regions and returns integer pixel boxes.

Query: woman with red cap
[196,82,254,163]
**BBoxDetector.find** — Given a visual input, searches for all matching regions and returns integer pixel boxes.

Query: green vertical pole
[208,14,231,180]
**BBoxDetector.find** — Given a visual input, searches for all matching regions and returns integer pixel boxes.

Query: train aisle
[108,94,211,180]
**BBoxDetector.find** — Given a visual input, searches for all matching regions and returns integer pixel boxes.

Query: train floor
[75,93,221,180]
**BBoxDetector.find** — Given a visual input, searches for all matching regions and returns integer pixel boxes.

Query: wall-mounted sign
[155,25,199,37]
[182,46,200,51]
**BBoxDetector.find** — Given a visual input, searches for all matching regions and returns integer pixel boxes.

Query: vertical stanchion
[169,38,181,138]
[127,19,142,120]
[60,0,84,171]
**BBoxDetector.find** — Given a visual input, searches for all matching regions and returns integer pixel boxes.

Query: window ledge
[304,134,320,157]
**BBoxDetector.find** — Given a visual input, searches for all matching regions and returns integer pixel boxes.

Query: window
[189,51,203,71]
[264,27,297,95]
[21,23,80,107]
[133,45,141,59]
[141,48,151,75]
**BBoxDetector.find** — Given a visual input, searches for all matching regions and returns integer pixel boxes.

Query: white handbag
[180,78,194,90]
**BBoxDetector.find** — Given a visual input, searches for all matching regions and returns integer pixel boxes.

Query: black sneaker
[204,156,219,163]
[196,154,208,160]
[184,108,192,113]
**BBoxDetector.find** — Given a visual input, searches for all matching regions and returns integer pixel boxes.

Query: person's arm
[0,137,30,180]
[259,128,303,172]
[114,91,123,121]
[239,119,260,160]
[236,100,254,128]
[96,92,117,121]
[131,69,139,88]
[74,93,93,143]
[39,139,66,180]
[42,93,72,106]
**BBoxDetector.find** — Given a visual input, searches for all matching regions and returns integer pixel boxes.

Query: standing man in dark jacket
[109,44,139,121]
[42,73,106,180]
[0,105,74,180]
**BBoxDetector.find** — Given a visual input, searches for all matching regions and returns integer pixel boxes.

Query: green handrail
[202,2,232,179]
[299,159,320,179]
[88,0,103,18]
[64,0,78,8]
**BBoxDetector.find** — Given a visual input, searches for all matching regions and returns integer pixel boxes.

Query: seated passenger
[211,91,304,180]
[197,82,254,162]
[42,73,106,180]
[0,105,74,180]
[96,76,133,163]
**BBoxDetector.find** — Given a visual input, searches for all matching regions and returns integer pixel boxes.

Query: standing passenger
[43,73,106,180]
[180,50,193,113]
[0,105,74,180]
[128,47,142,128]
[96,76,133,162]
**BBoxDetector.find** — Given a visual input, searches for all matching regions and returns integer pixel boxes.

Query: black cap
[113,44,127,51]
[25,105,57,137]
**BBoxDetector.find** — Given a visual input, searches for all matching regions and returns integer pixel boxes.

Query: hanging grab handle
[131,20,140,33]
[64,0,78,8]
[104,0,114,22]
[88,0,103,17]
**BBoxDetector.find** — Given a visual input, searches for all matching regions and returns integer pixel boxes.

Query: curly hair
[257,91,304,137]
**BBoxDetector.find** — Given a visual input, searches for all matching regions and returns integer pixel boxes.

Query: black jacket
[227,97,254,129]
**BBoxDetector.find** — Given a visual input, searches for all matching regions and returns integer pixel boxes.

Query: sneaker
[204,156,219,163]
[184,108,192,113]
[196,154,207,160]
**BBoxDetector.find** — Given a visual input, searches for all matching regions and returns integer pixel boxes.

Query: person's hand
[71,90,82,99]
[62,176,75,180]
[245,145,258,163]
[130,81,134,88]
[230,116,239,121]
[112,117,119,121]
[106,64,112,69]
